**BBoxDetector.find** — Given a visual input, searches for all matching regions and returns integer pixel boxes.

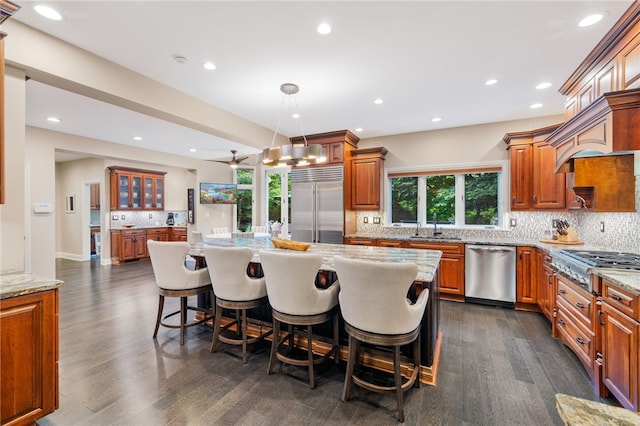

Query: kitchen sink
[409,235,461,240]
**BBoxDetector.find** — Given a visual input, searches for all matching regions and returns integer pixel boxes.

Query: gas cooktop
[560,249,640,270]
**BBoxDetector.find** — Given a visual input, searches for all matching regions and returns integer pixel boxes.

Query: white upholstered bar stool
[147,240,214,345]
[259,250,340,389]
[203,246,271,364]
[333,255,429,422]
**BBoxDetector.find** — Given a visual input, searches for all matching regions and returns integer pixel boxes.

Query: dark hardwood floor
[37,258,608,425]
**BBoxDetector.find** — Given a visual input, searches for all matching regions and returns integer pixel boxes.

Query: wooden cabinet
[169,227,187,242]
[348,147,387,210]
[504,124,566,211]
[554,274,598,383]
[90,226,100,255]
[376,239,404,248]
[343,237,376,246]
[405,241,465,299]
[516,246,538,305]
[90,183,100,209]
[146,227,169,242]
[109,167,166,211]
[0,289,59,425]
[290,130,359,168]
[599,280,639,411]
[537,250,555,321]
[110,229,147,264]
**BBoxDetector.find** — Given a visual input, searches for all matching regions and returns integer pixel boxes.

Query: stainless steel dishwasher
[465,245,516,308]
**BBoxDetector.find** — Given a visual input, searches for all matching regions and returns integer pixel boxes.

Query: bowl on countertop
[122,224,136,228]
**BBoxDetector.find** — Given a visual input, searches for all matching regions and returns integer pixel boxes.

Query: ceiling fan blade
[206,159,232,164]
[235,156,249,163]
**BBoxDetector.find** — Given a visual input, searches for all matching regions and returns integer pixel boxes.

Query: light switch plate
[363,216,369,224]
[373,217,381,224]
[112,214,118,220]
[510,218,517,227]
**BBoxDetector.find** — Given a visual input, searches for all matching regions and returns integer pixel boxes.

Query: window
[389,166,503,227]
[264,169,290,236]
[235,168,254,232]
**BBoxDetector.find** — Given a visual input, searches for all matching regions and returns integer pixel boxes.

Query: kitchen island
[0,272,63,425]
[191,238,442,384]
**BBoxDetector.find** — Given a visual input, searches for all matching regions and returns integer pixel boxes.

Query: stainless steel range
[550,249,640,292]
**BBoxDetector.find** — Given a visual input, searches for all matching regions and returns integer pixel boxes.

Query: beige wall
[0,66,27,273]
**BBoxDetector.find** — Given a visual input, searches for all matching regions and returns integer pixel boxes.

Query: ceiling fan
[208,150,248,169]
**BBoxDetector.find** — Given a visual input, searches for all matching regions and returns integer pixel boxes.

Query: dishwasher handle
[466,245,515,253]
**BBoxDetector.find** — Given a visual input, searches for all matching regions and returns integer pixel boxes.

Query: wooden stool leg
[268,317,279,374]
[180,296,188,345]
[394,345,404,422]
[241,308,248,364]
[342,335,357,402]
[153,295,164,338]
[307,325,315,389]
[414,334,421,389]
[211,301,223,353]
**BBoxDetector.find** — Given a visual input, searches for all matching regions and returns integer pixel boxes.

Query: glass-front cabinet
[110,167,166,211]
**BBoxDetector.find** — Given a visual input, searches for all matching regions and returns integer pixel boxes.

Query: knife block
[558,226,580,243]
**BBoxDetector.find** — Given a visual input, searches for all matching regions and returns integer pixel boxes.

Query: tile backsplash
[355,180,640,253]
[109,210,188,228]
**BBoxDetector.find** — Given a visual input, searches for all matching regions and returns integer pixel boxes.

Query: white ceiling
[12,0,635,163]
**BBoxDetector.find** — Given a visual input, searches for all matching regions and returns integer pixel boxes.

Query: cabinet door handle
[548,275,552,284]
[558,319,565,326]
[532,195,537,204]
[575,337,585,345]
[597,310,605,326]
[575,302,585,309]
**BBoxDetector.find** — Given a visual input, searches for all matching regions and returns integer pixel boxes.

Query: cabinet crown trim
[109,166,167,175]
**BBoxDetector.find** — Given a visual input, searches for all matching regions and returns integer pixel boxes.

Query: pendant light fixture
[262,83,326,167]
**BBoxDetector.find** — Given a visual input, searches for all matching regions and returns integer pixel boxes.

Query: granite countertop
[190,239,442,282]
[555,393,640,425]
[0,271,64,300]
[591,269,640,295]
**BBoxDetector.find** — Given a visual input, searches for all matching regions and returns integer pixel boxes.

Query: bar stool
[333,255,429,422]
[259,250,340,389]
[147,240,214,345]
[203,245,271,364]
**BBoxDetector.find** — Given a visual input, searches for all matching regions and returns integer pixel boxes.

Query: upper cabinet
[109,167,166,211]
[90,183,100,209]
[290,130,359,168]
[504,124,567,211]
[348,147,387,210]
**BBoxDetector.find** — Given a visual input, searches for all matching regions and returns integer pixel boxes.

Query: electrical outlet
[363,216,369,224]
[373,216,381,224]
[112,214,118,220]
[600,221,605,232]
[121,214,125,220]
[510,218,517,227]
[552,219,559,228]
[149,213,153,219]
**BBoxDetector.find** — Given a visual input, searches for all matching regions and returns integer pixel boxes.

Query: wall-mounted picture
[199,183,237,204]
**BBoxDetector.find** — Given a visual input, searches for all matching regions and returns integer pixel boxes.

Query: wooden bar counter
[191,238,442,385]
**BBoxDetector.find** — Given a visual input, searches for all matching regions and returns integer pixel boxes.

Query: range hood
[546,88,640,172]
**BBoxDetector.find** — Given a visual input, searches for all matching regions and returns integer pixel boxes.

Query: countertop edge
[0,272,64,300]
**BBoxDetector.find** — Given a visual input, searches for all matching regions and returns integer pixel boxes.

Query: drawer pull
[575,337,586,345]
[558,319,565,326]
[610,294,623,302]
[575,302,585,309]
[559,289,567,295]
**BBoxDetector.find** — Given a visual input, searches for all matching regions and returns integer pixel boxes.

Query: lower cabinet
[169,227,187,242]
[599,279,639,411]
[146,227,169,242]
[343,237,376,246]
[111,227,188,264]
[405,241,465,299]
[0,290,59,425]
[516,246,538,306]
[537,250,555,321]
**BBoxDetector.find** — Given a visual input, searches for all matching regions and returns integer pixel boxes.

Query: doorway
[87,182,101,261]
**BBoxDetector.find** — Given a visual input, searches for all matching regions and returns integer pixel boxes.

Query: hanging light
[262,83,327,167]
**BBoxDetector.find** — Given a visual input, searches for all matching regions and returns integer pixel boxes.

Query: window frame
[385,161,509,229]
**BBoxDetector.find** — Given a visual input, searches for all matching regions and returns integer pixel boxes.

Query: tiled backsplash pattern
[109,210,188,228]
[355,181,640,253]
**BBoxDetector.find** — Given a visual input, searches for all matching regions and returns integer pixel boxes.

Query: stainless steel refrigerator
[290,166,343,244]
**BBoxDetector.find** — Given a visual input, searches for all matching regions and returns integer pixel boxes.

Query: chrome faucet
[433,213,442,236]
[415,221,421,236]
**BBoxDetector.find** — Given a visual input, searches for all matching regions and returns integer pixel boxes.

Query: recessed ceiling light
[47,117,61,123]
[579,14,603,27]
[374,98,384,105]
[431,117,442,122]
[292,113,300,119]
[133,136,143,141]
[485,79,498,86]
[203,61,216,71]
[172,55,188,64]
[530,103,543,109]
[536,82,552,90]
[355,128,363,133]
[317,22,331,35]
[189,148,197,152]
[34,5,62,21]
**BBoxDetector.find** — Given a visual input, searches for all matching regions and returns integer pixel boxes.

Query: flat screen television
[199,183,237,204]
